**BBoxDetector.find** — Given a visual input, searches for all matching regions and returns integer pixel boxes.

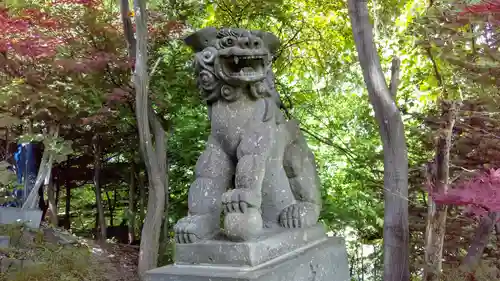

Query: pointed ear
[254,31,280,55]
[184,27,218,52]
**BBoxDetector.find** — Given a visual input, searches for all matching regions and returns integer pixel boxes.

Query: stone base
[0,236,9,248]
[145,236,350,281]
[0,207,42,228]
[175,224,328,267]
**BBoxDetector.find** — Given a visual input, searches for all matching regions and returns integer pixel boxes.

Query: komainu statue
[174,27,322,243]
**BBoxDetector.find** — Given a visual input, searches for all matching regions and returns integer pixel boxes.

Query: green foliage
[0,0,454,278]
[0,161,16,186]
[17,134,74,164]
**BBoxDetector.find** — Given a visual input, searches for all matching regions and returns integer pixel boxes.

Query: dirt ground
[91,240,140,281]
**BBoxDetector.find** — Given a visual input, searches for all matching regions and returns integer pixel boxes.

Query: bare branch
[120,0,136,59]
[149,57,163,77]
[389,57,401,99]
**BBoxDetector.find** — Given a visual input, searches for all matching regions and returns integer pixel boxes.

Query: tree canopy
[1,0,500,280]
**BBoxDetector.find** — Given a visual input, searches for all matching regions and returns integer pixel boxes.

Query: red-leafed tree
[413,0,500,277]
[459,0,500,17]
[1,0,133,240]
[0,0,185,245]
[427,168,500,271]
[0,1,131,124]
[0,0,182,125]
[429,169,500,217]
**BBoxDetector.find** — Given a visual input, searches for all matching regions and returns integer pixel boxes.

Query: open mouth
[221,55,265,79]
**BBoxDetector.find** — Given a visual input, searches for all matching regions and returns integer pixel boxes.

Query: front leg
[174,136,234,244]
[222,123,275,240]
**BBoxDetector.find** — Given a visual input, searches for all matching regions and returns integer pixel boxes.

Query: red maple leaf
[429,168,500,219]
[459,0,500,15]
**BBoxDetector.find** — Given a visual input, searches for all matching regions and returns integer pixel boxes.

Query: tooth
[234,56,239,64]
[240,69,244,75]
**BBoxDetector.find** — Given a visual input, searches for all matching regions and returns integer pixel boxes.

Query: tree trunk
[55,179,60,210]
[423,101,456,281]
[347,1,410,281]
[128,162,137,244]
[132,0,167,276]
[22,125,58,209]
[138,169,146,228]
[93,134,107,241]
[47,170,58,226]
[64,182,71,230]
[462,212,498,269]
[159,151,170,263]
[106,189,115,227]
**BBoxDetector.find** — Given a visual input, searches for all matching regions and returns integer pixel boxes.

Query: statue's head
[185,27,280,103]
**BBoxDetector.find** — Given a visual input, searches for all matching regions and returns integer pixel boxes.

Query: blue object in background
[9,143,39,206]
[14,144,24,184]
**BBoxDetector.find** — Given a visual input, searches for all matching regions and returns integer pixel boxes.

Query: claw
[188,234,196,243]
[239,201,248,213]
[279,203,314,229]
[232,202,239,212]
[173,214,218,244]
[221,189,261,214]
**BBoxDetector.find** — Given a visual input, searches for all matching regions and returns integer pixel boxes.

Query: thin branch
[300,126,357,161]
[426,47,445,88]
[149,57,163,77]
[389,57,401,99]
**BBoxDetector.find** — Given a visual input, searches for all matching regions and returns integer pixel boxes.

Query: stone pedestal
[145,225,350,281]
[0,207,43,228]
[0,236,9,248]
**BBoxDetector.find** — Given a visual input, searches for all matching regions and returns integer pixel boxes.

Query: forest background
[1,0,500,281]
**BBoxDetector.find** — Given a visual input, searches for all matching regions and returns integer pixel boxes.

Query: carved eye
[199,47,216,63]
[221,36,236,48]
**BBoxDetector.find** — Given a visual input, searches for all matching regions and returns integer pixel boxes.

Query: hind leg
[279,121,321,228]
[174,136,234,243]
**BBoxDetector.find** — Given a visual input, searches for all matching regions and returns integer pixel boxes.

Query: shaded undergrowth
[0,223,108,281]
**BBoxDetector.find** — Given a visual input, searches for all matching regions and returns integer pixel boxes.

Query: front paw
[279,202,319,228]
[173,214,218,244]
[222,189,261,213]
[223,208,263,241]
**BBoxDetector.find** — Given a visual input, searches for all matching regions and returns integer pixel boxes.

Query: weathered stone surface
[0,207,42,228]
[0,235,9,248]
[174,27,322,243]
[146,236,350,281]
[150,27,350,281]
[175,224,326,267]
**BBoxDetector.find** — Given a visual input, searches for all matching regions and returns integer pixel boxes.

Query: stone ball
[223,208,263,241]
